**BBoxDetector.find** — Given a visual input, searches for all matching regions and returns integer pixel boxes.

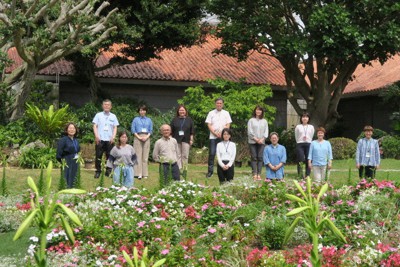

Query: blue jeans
[113,166,134,187]
[207,138,221,173]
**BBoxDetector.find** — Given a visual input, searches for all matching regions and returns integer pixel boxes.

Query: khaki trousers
[133,135,150,177]
[177,142,190,169]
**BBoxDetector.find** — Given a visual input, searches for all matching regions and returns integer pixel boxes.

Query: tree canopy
[208,0,400,129]
[0,0,118,120]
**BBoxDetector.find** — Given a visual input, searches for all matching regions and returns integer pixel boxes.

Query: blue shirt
[308,140,333,166]
[131,116,153,134]
[356,138,380,166]
[263,144,287,179]
[92,111,119,141]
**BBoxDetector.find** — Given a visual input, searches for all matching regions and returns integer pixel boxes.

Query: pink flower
[137,221,146,228]
[212,245,222,251]
[208,228,217,233]
[202,204,209,211]
[161,249,169,255]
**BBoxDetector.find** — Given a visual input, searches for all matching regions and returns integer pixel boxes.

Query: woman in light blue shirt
[131,105,153,179]
[356,125,380,179]
[308,127,332,183]
[263,132,287,180]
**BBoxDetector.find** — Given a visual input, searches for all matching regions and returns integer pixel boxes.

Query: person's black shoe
[94,172,100,179]
[105,170,111,177]
[206,172,213,178]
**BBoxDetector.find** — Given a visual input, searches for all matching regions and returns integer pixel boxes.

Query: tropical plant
[13,162,86,267]
[1,157,9,196]
[25,103,70,145]
[284,178,347,267]
[123,246,166,267]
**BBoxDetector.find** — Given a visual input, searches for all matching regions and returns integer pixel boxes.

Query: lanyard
[72,138,78,153]
[303,125,308,136]
[180,118,186,131]
[363,139,372,152]
[140,117,147,128]
[223,141,230,152]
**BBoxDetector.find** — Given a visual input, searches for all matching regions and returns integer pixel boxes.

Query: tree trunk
[9,65,38,121]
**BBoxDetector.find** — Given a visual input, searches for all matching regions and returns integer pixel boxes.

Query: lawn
[2,159,399,195]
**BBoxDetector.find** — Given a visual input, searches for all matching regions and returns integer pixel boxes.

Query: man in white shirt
[205,98,232,178]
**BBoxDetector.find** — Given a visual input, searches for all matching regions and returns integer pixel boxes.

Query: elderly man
[153,124,181,183]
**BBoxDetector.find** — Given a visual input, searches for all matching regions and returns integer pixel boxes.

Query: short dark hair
[176,104,188,117]
[300,112,310,123]
[221,128,232,140]
[64,122,79,137]
[138,105,148,112]
[215,97,224,103]
[252,105,264,119]
[103,99,112,104]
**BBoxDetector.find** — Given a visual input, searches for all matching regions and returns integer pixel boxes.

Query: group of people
[56,98,381,188]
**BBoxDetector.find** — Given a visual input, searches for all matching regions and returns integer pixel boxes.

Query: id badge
[73,154,79,159]
[104,125,109,132]
[366,152,371,158]
[141,128,147,133]
[179,130,184,136]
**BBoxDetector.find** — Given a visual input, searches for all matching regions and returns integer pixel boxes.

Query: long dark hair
[252,105,264,119]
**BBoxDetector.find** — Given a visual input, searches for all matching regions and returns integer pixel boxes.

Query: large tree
[68,0,208,102]
[208,0,400,129]
[0,0,118,120]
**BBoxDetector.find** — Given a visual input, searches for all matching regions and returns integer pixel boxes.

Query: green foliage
[13,162,86,267]
[58,160,67,191]
[178,78,275,147]
[329,137,357,160]
[0,118,40,147]
[357,128,387,141]
[284,178,346,267]
[381,135,400,159]
[123,246,166,267]
[279,128,297,163]
[258,216,289,250]
[37,168,45,196]
[18,147,58,169]
[27,80,54,110]
[25,104,70,145]
[1,158,9,196]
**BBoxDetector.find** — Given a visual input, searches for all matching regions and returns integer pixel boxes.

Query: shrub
[257,215,289,250]
[279,128,296,163]
[329,137,357,160]
[381,135,400,159]
[18,147,58,168]
[0,118,40,147]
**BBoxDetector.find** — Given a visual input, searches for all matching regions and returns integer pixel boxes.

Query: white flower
[244,223,249,227]
[29,236,39,242]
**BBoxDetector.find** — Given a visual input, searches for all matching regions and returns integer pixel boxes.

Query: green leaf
[317,183,329,202]
[27,176,39,195]
[285,193,307,205]
[13,209,39,240]
[325,219,347,243]
[58,189,86,195]
[134,246,139,266]
[57,203,82,226]
[60,214,75,244]
[293,180,307,199]
[152,259,166,267]
[286,206,310,216]
[123,250,134,267]
[283,216,302,245]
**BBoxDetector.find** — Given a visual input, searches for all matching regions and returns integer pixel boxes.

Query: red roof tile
[6,36,286,86]
[344,54,400,95]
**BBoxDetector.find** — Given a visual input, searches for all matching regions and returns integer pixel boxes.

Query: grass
[1,159,399,195]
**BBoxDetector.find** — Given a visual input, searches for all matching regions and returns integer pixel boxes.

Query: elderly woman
[295,112,315,179]
[170,104,195,170]
[247,105,269,181]
[356,125,380,179]
[308,127,333,184]
[263,132,287,180]
[107,131,137,187]
[56,122,80,188]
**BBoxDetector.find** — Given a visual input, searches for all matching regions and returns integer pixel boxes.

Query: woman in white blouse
[247,105,269,180]
[216,128,236,184]
[294,112,315,179]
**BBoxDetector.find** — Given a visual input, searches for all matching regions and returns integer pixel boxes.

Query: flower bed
[2,177,400,266]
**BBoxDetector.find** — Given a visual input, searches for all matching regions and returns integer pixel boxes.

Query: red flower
[161,209,170,219]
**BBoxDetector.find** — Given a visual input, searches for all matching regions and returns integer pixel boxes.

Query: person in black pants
[92,99,119,178]
[294,112,315,179]
[216,128,236,184]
